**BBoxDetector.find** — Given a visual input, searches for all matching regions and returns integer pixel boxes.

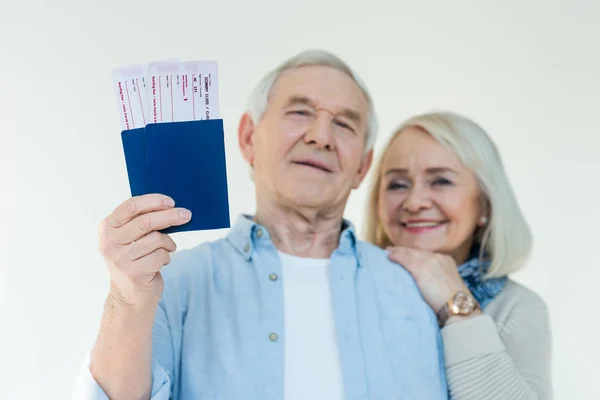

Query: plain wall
[1,0,598,398]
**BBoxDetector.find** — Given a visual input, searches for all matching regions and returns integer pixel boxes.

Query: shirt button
[269,333,278,342]
[243,244,250,252]
[269,273,278,281]
[256,229,263,238]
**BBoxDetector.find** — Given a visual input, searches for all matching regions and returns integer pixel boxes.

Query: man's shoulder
[157,234,242,306]
[161,235,237,281]
[355,239,388,260]
[355,240,418,288]
[355,240,438,327]
[356,240,411,274]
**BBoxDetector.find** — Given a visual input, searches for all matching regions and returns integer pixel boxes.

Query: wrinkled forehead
[269,65,369,119]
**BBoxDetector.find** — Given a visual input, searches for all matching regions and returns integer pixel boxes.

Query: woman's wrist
[442,309,483,327]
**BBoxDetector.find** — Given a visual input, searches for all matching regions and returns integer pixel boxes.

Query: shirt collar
[226,214,359,261]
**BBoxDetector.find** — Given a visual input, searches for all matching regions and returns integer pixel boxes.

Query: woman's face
[378,127,486,264]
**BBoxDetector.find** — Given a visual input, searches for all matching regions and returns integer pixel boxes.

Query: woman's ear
[238,113,256,165]
[478,196,491,227]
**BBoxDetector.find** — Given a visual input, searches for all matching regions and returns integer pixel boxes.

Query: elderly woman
[364,111,552,399]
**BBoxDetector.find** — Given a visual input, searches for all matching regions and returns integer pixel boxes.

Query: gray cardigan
[442,280,552,399]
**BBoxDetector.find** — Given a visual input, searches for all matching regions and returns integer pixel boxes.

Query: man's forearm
[90,293,157,400]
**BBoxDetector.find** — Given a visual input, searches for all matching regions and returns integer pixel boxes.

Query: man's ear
[353,148,374,189]
[238,113,256,165]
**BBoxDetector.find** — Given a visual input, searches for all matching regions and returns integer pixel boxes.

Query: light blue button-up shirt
[74,215,448,399]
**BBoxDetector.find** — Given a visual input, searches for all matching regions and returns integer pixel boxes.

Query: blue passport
[120,119,231,233]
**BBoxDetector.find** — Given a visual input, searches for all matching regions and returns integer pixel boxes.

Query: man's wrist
[106,289,159,320]
[108,280,161,310]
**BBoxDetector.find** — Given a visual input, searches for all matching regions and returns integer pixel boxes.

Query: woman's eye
[432,178,452,186]
[387,182,409,190]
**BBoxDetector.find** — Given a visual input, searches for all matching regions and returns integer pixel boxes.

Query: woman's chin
[393,237,444,253]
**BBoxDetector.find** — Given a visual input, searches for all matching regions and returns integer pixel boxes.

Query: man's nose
[303,112,336,151]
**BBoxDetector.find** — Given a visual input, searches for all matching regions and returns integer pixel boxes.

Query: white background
[1,0,598,398]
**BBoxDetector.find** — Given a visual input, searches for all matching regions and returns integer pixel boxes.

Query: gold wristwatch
[436,290,480,326]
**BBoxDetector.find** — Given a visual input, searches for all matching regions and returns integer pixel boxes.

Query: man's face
[239,65,372,211]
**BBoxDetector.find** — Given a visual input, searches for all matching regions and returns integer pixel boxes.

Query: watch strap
[436,303,451,326]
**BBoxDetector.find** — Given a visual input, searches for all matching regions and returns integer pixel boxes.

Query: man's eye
[288,110,311,116]
[334,119,355,133]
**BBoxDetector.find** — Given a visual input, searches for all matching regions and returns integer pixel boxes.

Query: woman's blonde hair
[363,111,532,278]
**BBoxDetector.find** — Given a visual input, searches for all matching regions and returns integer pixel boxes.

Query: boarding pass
[112,58,219,130]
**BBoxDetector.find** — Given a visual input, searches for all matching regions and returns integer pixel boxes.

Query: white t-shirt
[278,250,345,400]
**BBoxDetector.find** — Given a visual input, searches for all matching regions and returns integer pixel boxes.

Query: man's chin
[291,193,333,208]
[281,187,341,208]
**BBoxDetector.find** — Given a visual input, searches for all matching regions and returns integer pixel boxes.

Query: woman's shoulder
[495,279,547,307]
[483,279,549,337]
[484,279,550,335]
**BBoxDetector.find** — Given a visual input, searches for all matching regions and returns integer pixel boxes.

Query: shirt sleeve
[437,323,450,399]
[71,351,171,400]
[72,298,176,400]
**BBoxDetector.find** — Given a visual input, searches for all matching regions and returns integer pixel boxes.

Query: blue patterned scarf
[457,246,507,309]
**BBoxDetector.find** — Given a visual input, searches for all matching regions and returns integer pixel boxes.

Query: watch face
[450,291,477,314]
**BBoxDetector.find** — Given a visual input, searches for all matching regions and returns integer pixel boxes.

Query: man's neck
[253,199,345,259]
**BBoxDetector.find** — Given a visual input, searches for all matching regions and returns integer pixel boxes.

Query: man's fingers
[117,208,192,244]
[103,194,176,230]
[129,248,171,277]
[124,231,177,261]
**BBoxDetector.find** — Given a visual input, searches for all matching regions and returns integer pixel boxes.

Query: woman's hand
[387,246,481,323]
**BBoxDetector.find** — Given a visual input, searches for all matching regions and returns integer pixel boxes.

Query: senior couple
[74,50,552,399]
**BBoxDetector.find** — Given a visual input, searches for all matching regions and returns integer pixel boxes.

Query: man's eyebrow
[284,95,362,123]
[284,95,315,108]
[338,108,362,124]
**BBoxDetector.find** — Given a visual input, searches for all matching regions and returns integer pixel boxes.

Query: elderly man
[73,50,447,399]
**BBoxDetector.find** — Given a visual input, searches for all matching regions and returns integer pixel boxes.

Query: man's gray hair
[245,49,378,153]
